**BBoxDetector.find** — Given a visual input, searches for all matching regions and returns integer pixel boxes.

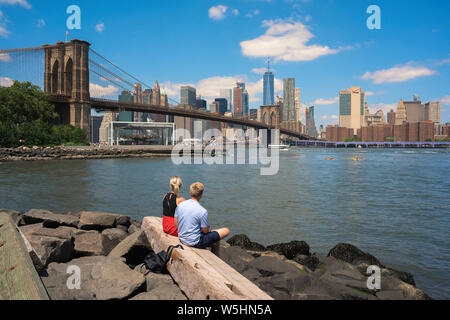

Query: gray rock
[242,267,264,282]
[128,220,141,234]
[74,231,107,256]
[256,272,312,300]
[130,286,187,300]
[26,235,74,267]
[0,208,22,225]
[218,246,255,273]
[227,234,266,251]
[267,241,311,260]
[116,224,129,233]
[112,214,131,227]
[22,209,79,228]
[42,256,145,300]
[145,272,175,291]
[248,256,301,277]
[328,243,384,268]
[78,211,117,231]
[294,254,321,271]
[102,228,129,255]
[29,226,78,241]
[386,268,416,287]
[108,230,151,267]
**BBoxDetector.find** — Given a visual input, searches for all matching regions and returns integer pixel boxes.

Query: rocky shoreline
[0,146,173,162]
[1,208,431,300]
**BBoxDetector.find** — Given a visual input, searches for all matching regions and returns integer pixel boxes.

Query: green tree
[0,81,88,147]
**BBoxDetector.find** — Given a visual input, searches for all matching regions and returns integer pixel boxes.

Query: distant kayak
[325,157,337,161]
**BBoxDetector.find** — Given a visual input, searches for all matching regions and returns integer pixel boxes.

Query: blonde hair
[170,176,183,197]
[190,182,204,199]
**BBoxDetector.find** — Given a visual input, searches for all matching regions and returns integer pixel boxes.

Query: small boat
[268,144,290,150]
[352,157,362,161]
[325,157,337,161]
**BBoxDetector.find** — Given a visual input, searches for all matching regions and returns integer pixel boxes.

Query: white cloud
[312,97,339,105]
[362,64,436,84]
[240,19,340,62]
[0,9,9,37]
[96,22,105,33]
[161,75,283,105]
[251,67,272,74]
[37,19,45,27]
[366,91,384,96]
[208,5,228,20]
[320,115,338,121]
[246,9,260,18]
[0,76,14,87]
[90,83,118,97]
[0,52,11,62]
[438,95,450,106]
[0,0,31,9]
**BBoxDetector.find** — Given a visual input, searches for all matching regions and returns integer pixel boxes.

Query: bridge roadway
[49,95,312,140]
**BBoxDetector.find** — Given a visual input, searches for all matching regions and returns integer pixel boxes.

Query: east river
[1,148,449,299]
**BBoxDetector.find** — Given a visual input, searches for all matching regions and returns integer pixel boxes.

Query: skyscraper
[387,109,396,125]
[133,83,143,122]
[118,90,134,122]
[339,86,367,134]
[243,90,249,116]
[307,106,318,138]
[214,98,228,115]
[282,78,296,122]
[263,72,274,106]
[233,85,243,116]
[219,89,233,113]
[295,88,301,122]
[180,86,196,106]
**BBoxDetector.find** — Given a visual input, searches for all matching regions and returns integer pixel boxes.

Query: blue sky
[0,0,449,127]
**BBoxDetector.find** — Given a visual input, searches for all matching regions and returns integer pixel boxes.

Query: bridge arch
[65,58,73,96]
[51,60,59,94]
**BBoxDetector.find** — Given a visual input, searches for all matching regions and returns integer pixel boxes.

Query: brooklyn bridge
[0,39,312,141]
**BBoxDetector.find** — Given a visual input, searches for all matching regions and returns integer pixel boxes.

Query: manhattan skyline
[0,0,449,128]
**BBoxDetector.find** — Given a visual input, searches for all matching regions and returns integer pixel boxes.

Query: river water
[0,148,449,299]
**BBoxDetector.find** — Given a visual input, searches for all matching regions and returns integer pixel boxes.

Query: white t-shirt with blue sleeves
[175,199,209,246]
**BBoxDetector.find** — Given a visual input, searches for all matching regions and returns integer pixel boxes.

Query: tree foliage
[0,81,88,147]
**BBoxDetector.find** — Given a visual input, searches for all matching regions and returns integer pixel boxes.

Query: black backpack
[144,245,183,274]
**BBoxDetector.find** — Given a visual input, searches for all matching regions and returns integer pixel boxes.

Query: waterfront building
[425,102,441,124]
[118,90,134,122]
[233,84,243,116]
[180,86,196,107]
[326,125,354,142]
[91,116,103,143]
[387,109,396,125]
[339,86,367,135]
[282,78,296,122]
[358,121,435,142]
[219,89,233,113]
[263,71,275,106]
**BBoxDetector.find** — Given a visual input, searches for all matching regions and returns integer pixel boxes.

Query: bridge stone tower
[44,40,91,137]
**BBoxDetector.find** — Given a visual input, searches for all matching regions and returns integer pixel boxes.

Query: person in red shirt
[162,176,185,236]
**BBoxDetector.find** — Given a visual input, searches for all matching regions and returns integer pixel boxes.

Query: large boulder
[227,234,266,251]
[267,241,311,260]
[108,230,151,268]
[78,211,117,231]
[328,243,383,268]
[0,208,23,225]
[218,246,255,274]
[28,226,78,242]
[42,256,145,300]
[25,235,74,267]
[128,220,141,234]
[128,272,187,300]
[112,214,131,227]
[256,272,312,300]
[248,256,302,277]
[102,228,129,255]
[74,231,107,256]
[294,254,321,271]
[22,209,79,228]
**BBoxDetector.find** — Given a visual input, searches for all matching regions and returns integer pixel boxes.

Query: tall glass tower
[263,72,274,106]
